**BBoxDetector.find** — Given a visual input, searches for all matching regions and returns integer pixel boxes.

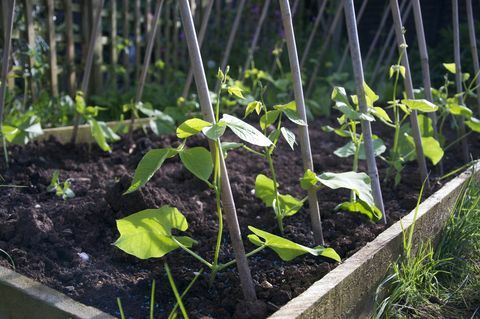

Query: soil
[0,118,477,319]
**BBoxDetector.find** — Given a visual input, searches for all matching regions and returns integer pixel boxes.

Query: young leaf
[273,101,297,111]
[370,107,392,123]
[443,63,456,74]
[227,85,245,99]
[177,118,212,139]
[273,101,306,126]
[245,101,263,117]
[363,82,379,106]
[125,148,178,194]
[247,226,340,262]
[317,171,375,207]
[179,147,213,183]
[255,174,277,205]
[447,99,473,118]
[202,122,227,140]
[336,200,382,222]
[401,99,438,112]
[331,87,351,106]
[221,114,272,147]
[89,119,111,152]
[114,206,196,259]
[466,117,480,132]
[260,110,281,130]
[280,127,296,150]
[99,121,121,141]
[300,169,319,190]
[334,138,386,159]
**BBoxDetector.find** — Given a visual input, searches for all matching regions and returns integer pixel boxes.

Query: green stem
[217,245,266,271]
[167,269,204,319]
[149,279,155,319]
[172,237,213,269]
[242,145,265,157]
[265,149,284,234]
[164,262,189,319]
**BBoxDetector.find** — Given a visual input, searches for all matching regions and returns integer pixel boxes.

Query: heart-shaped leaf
[176,118,212,139]
[179,147,213,183]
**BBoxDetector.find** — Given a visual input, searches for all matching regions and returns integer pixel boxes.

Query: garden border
[1,124,477,318]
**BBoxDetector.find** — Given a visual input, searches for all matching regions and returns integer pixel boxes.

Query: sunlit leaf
[280,127,296,150]
[401,99,438,112]
[443,63,456,74]
[222,114,272,147]
[176,118,212,139]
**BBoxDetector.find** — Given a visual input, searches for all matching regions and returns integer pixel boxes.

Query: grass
[372,170,480,319]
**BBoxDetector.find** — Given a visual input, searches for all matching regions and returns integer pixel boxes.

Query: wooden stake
[181,0,214,99]
[110,0,118,89]
[122,0,130,87]
[278,0,325,245]
[344,0,386,223]
[336,0,369,74]
[134,0,141,80]
[412,0,442,173]
[389,0,429,185]
[46,0,59,97]
[364,3,390,66]
[129,0,165,137]
[71,0,105,144]
[64,0,76,98]
[299,0,327,69]
[23,0,37,101]
[466,0,480,115]
[241,0,272,78]
[178,0,257,302]
[452,0,469,162]
[370,0,410,85]
[305,1,344,99]
[0,0,15,127]
[214,0,246,91]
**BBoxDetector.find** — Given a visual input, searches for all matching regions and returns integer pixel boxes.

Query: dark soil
[0,118,477,319]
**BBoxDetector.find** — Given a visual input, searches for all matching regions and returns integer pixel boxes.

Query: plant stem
[172,237,213,269]
[265,149,284,234]
[217,245,266,271]
[164,262,189,319]
[167,269,204,319]
[149,279,155,319]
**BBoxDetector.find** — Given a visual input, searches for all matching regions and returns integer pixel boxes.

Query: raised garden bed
[0,120,477,319]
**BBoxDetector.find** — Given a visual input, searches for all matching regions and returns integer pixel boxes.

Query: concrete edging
[269,164,480,319]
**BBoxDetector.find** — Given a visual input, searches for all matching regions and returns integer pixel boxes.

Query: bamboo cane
[178,0,257,302]
[128,0,165,138]
[370,0,410,85]
[364,3,389,66]
[71,0,105,144]
[181,0,214,99]
[134,0,141,79]
[466,0,480,115]
[305,1,345,99]
[110,0,118,89]
[452,0,470,162]
[0,0,15,129]
[411,0,442,174]
[344,0,386,224]
[299,0,328,69]
[389,0,429,185]
[336,0,369,74]
[214,0,247,92]
[241,0,272,79]
[23,0,37,101]
[46,0,59,98]
[278,0,325,244]
[64,0,76,98]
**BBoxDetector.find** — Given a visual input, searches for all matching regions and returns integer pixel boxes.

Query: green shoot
[47,170,75,200]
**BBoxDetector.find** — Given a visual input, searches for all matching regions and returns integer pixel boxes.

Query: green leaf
[114,206,196,259]
[333,138,386,160]
[363,83,379,106]
[125,148,178,194]
[371,107,392,123]
[335,102,374,121]
[405,135,444,165]
[202,122,227,140]
[255,174,303,216]
[273,101,297,112]
[99,121,121,141]
[221,142,243,152]
[331,87,351,106]
[89,119,111,152]
[447,98,473,118]
[317,171,375,207]
[443,63,456,74]
[466,117,480,132]
[245,101,263,118]
[336,200,382,222]
[1,125,20,143]
[176,118,212,139]
[280,127,296,150]
[322,125,350,138]
[260,110,281,130]
[222,114,272,147]
[179,147,213,183]
[247,226,341,262]
[283,109,306,126]
[227,85,245,99]
[300,169,319,190]
[401,99,438,112]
